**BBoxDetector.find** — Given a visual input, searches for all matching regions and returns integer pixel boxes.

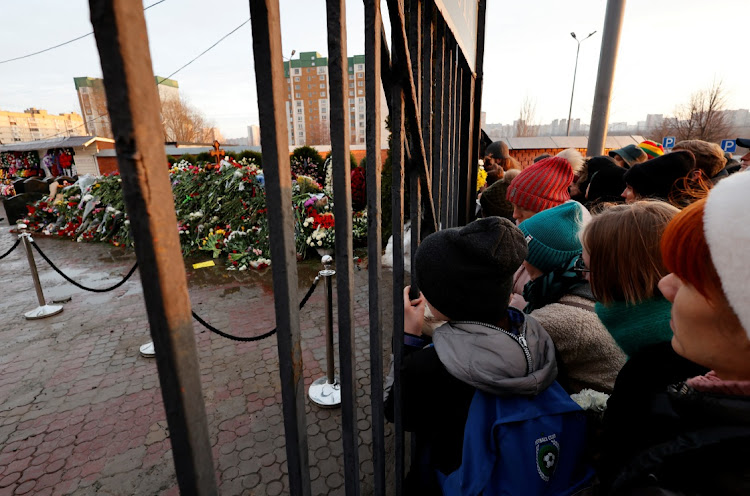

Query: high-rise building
[247,125,261,147]
[0,108,85,143]
[284,51,387,147]
[74,76,179,138]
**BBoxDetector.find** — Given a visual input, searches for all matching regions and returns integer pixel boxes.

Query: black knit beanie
[586,160,626,204]
[623,150,696,200]
[480,178,515,221]
[578,155,616,195]
[414,217,527,323]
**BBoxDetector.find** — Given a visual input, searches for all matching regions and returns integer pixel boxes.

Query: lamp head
[570,32,577,39]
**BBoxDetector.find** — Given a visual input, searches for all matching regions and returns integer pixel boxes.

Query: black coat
[598,342,750,495]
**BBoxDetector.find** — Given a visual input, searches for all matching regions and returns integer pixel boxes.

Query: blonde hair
[557,148,585,177]
[673,140,727,178]
[581,201,679,304]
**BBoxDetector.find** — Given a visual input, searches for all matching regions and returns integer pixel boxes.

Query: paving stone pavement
[0,214,397,495]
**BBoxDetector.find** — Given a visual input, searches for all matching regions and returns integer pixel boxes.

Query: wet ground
[0,205,396,495]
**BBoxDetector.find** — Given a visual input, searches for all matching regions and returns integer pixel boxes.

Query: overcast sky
[1,0,747,138]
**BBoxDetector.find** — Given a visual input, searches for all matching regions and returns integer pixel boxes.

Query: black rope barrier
[30,237,322,343]
[191,275,321,342]
[30,240,139,293]
[0,239,20,260]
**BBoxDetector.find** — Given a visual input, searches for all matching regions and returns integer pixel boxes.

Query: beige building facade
[284,51,387,148]
[0,108,84,144]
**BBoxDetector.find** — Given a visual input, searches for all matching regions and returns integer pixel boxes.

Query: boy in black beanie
[385,217,566,494]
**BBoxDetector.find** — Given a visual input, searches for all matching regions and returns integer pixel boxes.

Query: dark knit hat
[586,160,626,204]
[506,156,573,212]
[518,202,585,274]
[623,150,696,200]
[485,140,510,159]
[608,144,647,167]
[480,177,515,221]
[414,217,527,323]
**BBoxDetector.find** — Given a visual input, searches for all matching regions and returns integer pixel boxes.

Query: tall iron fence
[87,0,485,493]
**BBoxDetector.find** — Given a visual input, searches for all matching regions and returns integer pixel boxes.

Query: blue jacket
[440,381,595,496]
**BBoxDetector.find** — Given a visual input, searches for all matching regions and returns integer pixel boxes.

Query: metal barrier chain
[30,240,138,293]
[191,275,321,342]
[0,239,21,260]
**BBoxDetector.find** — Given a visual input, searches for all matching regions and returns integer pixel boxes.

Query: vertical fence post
[325,1,361,493]
[440,41,453,228]
[466,0,487,225]
[391,34,406,495]
[364,1,386,494]
[458,64,475,225]
[248,2,312,494]
[87,1,217,493]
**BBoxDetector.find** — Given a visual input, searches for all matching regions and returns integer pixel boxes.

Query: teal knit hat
[518,201,585,274]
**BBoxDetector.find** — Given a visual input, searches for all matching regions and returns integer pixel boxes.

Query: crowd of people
[385,138,750,495]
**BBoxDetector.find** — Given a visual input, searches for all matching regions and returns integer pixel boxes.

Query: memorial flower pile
[21,156,369,269]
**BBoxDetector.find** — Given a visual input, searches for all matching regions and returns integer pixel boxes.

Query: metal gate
[87,0,485,493]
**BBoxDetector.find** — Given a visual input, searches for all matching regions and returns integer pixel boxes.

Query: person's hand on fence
[403,286,425,337]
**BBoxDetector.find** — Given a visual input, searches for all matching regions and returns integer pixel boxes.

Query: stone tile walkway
[0,214,395,495]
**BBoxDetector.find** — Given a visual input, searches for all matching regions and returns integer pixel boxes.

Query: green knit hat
[518,201,585,274]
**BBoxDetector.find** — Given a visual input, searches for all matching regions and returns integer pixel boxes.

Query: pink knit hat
[506,156,574,212]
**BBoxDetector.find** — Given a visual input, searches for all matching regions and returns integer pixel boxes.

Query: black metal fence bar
[431,12,443,227]
[440,37,453,228]
[458,63,474,225]
[390,38,407,494]
[450,52,461,227]
[248,2,312,494]
[325,1,361,493]
[407,0,422,107]
[364,1,386,494]
[468,0,487,223]
[422,0,434,199]
[87,1,217,494]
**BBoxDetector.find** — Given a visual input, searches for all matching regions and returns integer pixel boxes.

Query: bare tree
[671,80,734,142]
[161,97,216,143]
[514,96,538,137]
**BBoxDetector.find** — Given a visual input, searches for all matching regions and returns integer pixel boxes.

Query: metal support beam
[587,0,627,156]
[467,0,487,224]
[325,1,361,493]
[385,0,438,235]
[87,1,217,494]
[248,2,312,494]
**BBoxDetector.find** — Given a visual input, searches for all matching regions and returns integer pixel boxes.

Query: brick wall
[509,147,615,168]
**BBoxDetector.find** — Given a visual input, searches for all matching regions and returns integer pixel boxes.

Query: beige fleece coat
[530,294,626,394]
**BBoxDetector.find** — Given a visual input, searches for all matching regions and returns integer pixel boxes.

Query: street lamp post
[567,31,596,136]
[287,49,296,145]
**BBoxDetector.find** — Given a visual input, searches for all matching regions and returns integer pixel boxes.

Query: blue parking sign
[721,139,736,153]
[662,136,676,149]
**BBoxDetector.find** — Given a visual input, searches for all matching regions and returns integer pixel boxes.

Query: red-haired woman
[602,172,750,495]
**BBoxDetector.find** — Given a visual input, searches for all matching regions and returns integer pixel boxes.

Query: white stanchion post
[308,255,341,407]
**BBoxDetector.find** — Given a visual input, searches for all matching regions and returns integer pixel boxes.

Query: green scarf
[523,257,586,313]
[595,297,673,358]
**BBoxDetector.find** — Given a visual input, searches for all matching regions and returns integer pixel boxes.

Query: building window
[358,90,363,95]
[320,83,325,89]
[357,64,364,71]
[294,76,300,81]
[298,124,303,129]
[320,92,325,97]
[359,106,364,112]
[359,122,364,127]
[307,76,311,81]
[295,84,300,90]
[359,114,364,119]
[357,81,364,86]
[295,93,301,98]
[319,75,325,80]
[357,72,364,78]
[298,116,303,121]
[322,115,327,121]
[359,97,364,103]
[297,108,303,114]
[296,101,302,106]
[349,91,354,97]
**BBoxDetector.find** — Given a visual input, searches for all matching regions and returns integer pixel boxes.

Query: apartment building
[284,51,387,147]
[0,108,84,144]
